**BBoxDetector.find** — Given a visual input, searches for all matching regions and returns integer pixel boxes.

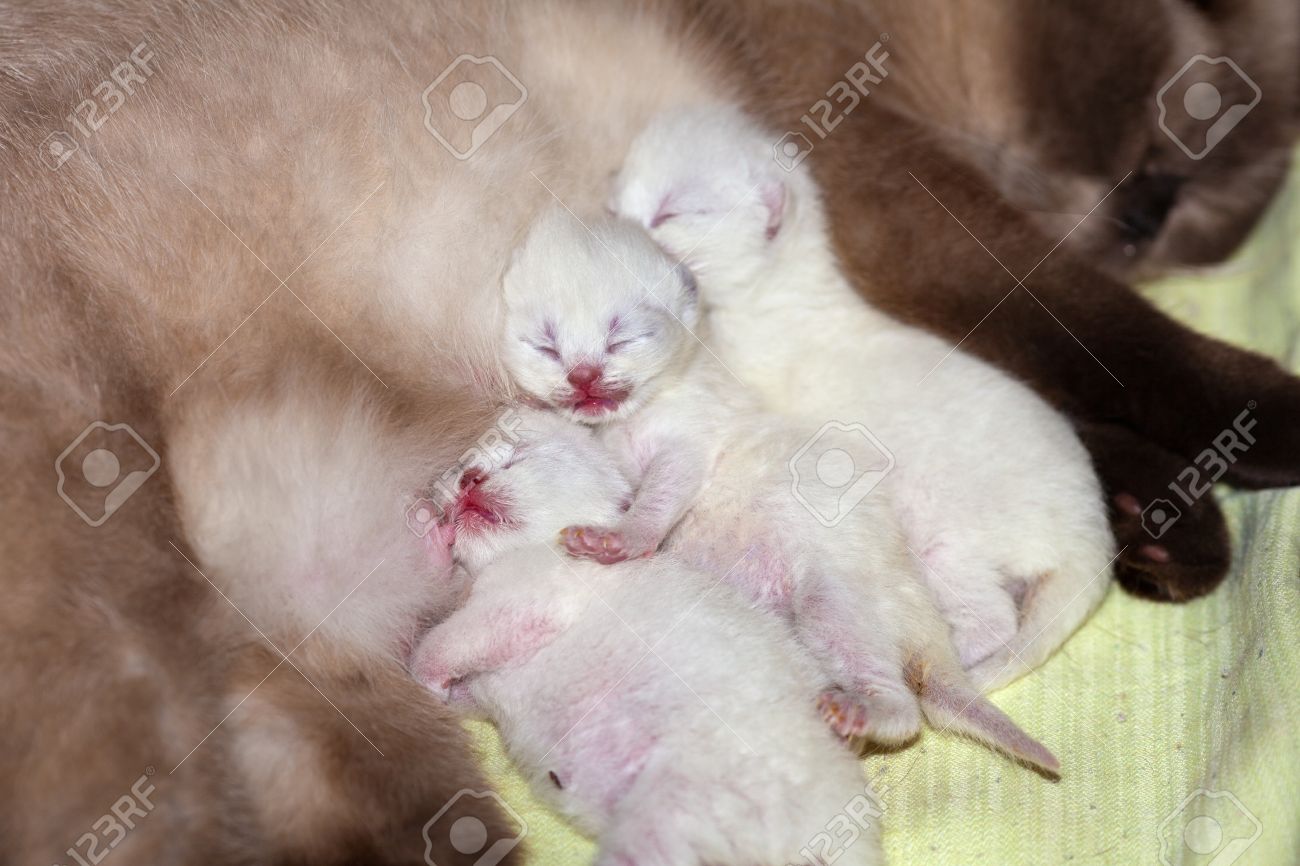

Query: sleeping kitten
[410,409,885,866]
[696,0,1300,601]
[610,105,1115,691]
[499,207,1059,773]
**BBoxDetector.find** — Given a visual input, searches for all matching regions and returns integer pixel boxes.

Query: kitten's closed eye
[523,338,561,361]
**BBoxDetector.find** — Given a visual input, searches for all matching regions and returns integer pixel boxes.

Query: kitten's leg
[917,548,1019,671]
[409,591,572,696]
[792,570,923,745]
[563,445,707,564]
[806,99,1298,600]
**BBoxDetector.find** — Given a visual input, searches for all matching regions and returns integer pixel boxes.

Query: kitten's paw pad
[818,687,922,745]
[410,651,458,700]
[560,526,649,564]
[818,688,869,739]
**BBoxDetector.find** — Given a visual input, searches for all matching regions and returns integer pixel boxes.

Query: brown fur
[1,0,726,859]
[4,0,1297,858]
[683,0,1300,599]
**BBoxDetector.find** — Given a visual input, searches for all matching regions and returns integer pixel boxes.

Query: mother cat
[2,0,1296,861]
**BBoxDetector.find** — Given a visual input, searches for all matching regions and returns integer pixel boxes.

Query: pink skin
[565,364,631,417]
[817,687,874,740]
[412,597,567,695]
[562,445,708,564]
[1113,492,1171,562]
[423,522,457,573]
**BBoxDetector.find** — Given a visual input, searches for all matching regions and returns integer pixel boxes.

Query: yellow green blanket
[467,159,1300,865]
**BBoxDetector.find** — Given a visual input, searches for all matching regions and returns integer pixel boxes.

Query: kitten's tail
[909,649,1060,777]
[965,558,1112,693]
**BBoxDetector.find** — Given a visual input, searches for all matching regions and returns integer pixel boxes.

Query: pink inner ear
[649,193,677,229]
[761,181,787,240]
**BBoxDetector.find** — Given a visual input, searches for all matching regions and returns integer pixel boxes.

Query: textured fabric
[464,159,1300,866]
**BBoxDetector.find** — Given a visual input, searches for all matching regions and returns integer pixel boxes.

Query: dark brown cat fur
[686,0,1300,599]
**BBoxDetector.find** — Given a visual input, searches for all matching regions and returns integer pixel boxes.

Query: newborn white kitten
[500,209,1059,774]
[410,410,883,866]
[610,105,1115,691]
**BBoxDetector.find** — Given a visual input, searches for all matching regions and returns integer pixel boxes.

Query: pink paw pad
[560,525,643,564]
[817,687,871,740]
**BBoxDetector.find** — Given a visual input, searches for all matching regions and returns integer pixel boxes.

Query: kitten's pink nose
[567,365,603,389]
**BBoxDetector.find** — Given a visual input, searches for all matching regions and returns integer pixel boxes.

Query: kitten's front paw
[410,652,459,701]
[559,525,654,564]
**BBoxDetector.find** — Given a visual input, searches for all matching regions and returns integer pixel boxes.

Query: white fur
[411,411,882,866]
[501,212,1060,772]
[169,377,466,661]
[611,105,1115,691]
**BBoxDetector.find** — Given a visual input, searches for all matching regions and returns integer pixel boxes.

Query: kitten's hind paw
[817,686,922,746]
[559,525,652,564]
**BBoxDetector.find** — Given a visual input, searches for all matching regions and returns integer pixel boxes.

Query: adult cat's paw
[559,525,654,564]
[1080,423,1231,601]
[1110,491,1230,602]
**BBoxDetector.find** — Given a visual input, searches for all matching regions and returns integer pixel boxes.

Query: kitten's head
[502,206,701,425]
[440,408,630,572]
[611,106,795,289]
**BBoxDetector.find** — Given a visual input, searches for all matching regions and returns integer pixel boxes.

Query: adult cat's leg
[1078,422,1231,601]
[705,2,1300,600]
[806,110,1297,599]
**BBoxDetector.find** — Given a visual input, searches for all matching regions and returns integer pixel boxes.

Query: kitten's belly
[475,632,667,826]
[668,501,796,615]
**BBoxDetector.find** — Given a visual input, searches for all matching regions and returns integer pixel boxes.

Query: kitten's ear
[675,263,698,299]
[501,239,530,298]
[758,177,787,240]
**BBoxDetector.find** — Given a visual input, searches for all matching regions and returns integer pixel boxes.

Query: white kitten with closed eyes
[611,105,1115,691]
[410,409,884,866]
[500,208,1059,773]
